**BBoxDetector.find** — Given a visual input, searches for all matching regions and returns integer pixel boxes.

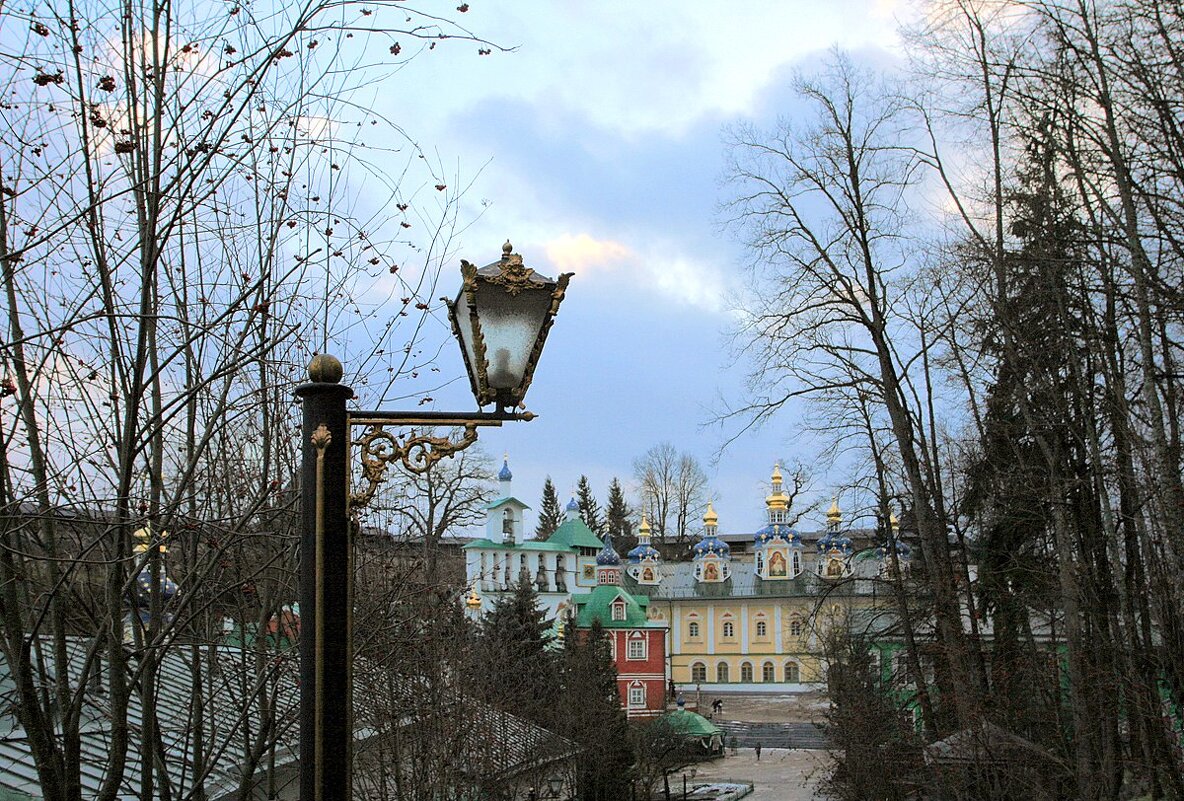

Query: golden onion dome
[465,588,481,609]
[132,526,168,554]
[703,502,718,526]
[827,497,842,524]
[765,463,789,509]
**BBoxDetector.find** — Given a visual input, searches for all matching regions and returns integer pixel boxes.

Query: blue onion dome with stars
[596,533,622,566]
[755,464,801,545]
[817,498,854,556]
[627,515,661,563]
[693,502,731,557]
[130,527,179,608]
[498,457,512,482]
[878,539,911,559]
[877,511,912,559]
[566,496,579,514]
[134,569,178,607]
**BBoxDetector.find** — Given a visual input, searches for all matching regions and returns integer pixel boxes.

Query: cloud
[381,1,906,143]
[542,232,728,313]
[545,233,632,277]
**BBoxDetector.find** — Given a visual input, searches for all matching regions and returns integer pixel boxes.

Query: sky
[345,1,912,535]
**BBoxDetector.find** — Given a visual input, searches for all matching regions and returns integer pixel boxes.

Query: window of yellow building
[740,662,753,682]
[691,662,706,682]
[785,660,800,682]
[717,662,730,682]
[762,662,775,682]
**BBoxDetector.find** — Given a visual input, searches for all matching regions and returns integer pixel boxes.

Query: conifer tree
[575,475,604,535]
[535,476,563,538]
[560,620,634,798]
[605,477,635,553]
[479,578,560,726]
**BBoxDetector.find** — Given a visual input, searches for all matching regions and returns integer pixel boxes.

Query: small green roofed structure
[662,699,724,754]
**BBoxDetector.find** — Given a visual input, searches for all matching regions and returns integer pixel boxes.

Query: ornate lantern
[448,241,572,411]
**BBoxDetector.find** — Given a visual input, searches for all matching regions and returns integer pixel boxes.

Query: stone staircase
[713,720,829,750]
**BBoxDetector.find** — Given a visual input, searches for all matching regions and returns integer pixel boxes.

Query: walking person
[755,742,762,761]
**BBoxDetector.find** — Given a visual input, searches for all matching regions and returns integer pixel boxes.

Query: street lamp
[450,240,572,412]
[296,242,571,801]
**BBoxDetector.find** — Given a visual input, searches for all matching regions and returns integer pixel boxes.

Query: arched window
[790,618,802,637]
[717,662,730,683]
[688,621,700,638]
[740,662,753,682]
[755,620,768,638]
[762,662,775,682]
[785,661,800,683]
[792,551,801,576]
[722,621,735,638]
[691,662,707,683]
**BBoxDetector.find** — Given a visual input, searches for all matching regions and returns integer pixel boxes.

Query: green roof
[573,584,650,628]
[545,517,604,550]
[484,495,530,510]
[0,788,37,801]
[663,708,723,737]
[462,538,574,552]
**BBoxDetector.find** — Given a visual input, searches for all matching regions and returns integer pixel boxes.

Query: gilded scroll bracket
[346,410,533,512]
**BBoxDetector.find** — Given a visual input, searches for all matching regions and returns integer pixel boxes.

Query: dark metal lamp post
[296,242,571,801]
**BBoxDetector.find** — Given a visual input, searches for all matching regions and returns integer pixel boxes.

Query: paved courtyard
[669,692,833,800]
[674,748,830,801]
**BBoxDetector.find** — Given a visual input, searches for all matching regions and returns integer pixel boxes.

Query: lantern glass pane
[477,287,551,391]
[451,289,480,387]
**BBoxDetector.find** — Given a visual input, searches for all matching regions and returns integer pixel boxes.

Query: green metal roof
[572,584,650,628]
[662,708,723,737]
[545,518,604,550]
[484,495,530,511]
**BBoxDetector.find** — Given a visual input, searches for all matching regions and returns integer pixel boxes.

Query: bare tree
[365,442,494,588]
[632,442,710,552]
[721,52,981,733]
[0,0,499,796]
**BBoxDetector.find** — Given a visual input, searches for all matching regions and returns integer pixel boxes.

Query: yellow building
[622,466,908,689]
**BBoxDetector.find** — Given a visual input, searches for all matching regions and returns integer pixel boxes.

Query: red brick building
[571,536,668,718]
